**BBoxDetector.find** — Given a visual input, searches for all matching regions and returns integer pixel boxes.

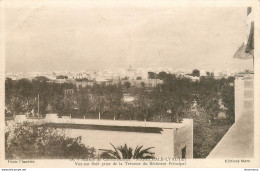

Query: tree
[221,85,235,124]
[106,94,123,120]
[56,75,68,79]
[88,96,107,119]
[148,72,157,79]
[5,78,13,103]
[158,71,167,80]
[124,81,131,93]
[141,82,145,88]
[78,93,90,119]
[136,93,152,121]
[120,102,137,120]
[136,76,142,80]
[227,76,235,83]
[5,122,96,159]
[99,143,155,159]
[33,76,50,83]
[192,69,200,77]
[206,72,214,77]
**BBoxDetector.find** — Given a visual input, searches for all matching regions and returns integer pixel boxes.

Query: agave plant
[100,143,155,159]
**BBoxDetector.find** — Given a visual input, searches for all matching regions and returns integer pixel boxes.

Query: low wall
[15,116,193,158]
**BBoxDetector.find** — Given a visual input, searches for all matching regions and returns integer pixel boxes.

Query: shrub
[99,143,155,159]
[5,121,96,159]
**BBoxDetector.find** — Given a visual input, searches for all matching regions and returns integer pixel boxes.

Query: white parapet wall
[15,116,193,158]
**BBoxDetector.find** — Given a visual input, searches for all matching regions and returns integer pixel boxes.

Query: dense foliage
[5,121,96,159]
[5,72,235,158]
[5,77,73,116]
[99,143,155,159]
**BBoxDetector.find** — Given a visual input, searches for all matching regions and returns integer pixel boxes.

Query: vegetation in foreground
[5,122,96,159]
[5,122,156,159]
[99,143,155,159]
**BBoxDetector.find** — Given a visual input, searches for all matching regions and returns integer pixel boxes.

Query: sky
[5,1,254,72]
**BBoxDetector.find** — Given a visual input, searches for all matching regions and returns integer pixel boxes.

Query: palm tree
[99,143,155,159]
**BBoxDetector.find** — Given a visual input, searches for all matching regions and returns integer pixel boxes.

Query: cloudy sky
[5,1,253,72]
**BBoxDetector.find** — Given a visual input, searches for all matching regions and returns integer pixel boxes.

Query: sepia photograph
[0,0,259,168]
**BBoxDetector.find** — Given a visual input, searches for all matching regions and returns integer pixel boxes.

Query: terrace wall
[15,116,193,158]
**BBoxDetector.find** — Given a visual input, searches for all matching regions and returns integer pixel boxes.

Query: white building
[15,116,193,158]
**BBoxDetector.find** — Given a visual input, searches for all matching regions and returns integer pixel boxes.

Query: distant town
[5,66,253,85]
